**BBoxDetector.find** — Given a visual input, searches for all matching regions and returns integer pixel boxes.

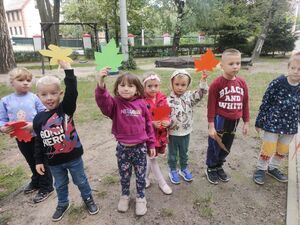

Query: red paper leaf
[5,121,32,142]
[194,48,219,72]
[153,105,171,121]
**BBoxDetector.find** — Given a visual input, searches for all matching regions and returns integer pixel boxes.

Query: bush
[120,53,137,70]
[14,51,41,63]
[84,48,95,60]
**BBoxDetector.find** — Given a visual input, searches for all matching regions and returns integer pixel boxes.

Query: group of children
[0,48,299,221]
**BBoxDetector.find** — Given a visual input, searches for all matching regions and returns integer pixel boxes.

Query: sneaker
[253,169,266,185]
[168,170,181,184]
[135,197,147,216]
[178,168,193,182]
[205,168,219,185]
[216,167,230,182]
[23,183,38,194]
[33,190,54,203]
[84,196,99,215]
[52,204,70,222]
[145,178,151,188]
[117,195,130,212]
[159,183,172,195]
[267,168,288,183]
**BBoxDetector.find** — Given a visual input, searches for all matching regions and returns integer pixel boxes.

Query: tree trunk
[251,0,278,62]
[36,0,60,48]
[172,0,185,56]
[0,0,16,73]
[114,0,119,47]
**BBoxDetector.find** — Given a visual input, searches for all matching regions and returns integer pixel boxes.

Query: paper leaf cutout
[153,105,171,121]
[39,44,73,65]
[5,121,32,142]
[194,48,219,72]
[94,38,124,72]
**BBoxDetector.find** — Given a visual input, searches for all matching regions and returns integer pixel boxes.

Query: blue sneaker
[179,168,193,182]
[169,170,181,184]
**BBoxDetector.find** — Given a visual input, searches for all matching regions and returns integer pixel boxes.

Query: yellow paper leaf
[39,44,73,65]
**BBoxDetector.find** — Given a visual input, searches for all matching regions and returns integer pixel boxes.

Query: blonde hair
[142,71,161,86]
[221,48,241,60]
[9,68,32,84]
[36,75,61,91]
[288,51,300,67]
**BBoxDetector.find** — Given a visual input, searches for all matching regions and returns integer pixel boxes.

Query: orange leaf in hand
[194,48,219,72]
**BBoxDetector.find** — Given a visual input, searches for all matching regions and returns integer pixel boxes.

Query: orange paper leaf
[194,48,219,72]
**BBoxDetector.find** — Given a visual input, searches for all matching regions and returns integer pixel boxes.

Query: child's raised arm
[58,60,72,70]
[97,67,111,88]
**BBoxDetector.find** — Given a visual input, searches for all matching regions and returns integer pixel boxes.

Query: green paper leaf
[94,38,124,72]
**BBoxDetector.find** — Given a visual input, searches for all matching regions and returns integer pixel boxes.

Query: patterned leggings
[257,131,294,170]
[116,142,147,198]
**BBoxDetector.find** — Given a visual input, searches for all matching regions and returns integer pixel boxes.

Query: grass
[193,192,213,218]
[96,190,108,198]
[67,204,85,225]
[0,213,12,225]
[101,175,119,185]
[160,208,173,217]
[0,164,27,200]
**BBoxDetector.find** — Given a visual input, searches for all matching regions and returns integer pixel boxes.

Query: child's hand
[201,70,209,81]
[98,67,111,88]
[243,122,249,136]
[208,126,217,140]
[36,164,45,175]
[58,60,72,70]
[0,125,14,134]
[161,120,170,128]
[148,148,156,158]
[152,121,161,128]
[21,122,33,132]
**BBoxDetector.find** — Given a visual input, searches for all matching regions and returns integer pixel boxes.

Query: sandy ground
[0,59,288,225]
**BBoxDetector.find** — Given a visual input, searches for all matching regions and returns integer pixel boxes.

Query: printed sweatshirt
[95,85,155,149]
[207,75,250,123]
[255,74,300,135]
[33,70,83,166]
[0,92,45,128]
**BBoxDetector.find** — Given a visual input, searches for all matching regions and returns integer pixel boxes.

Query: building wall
[22,0,41,37]
[5,0,40,38]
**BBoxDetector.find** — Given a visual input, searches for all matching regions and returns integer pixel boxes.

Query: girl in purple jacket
[95,68,155,216]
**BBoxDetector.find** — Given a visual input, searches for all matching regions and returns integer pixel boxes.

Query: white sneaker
[145,178,151,188]
[135,197,147,216]
[159,183,172,195]
[117,195,129,212]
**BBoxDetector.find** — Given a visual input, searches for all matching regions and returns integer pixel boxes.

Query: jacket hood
[170,69,192,91]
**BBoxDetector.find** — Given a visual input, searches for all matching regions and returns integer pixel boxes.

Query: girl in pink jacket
[143,72,172,195]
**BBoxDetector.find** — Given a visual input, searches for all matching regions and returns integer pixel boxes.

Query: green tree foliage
[262,15,297,55]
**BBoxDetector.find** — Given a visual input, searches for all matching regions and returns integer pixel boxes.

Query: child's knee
[276,142,289,156]
[260,141,277,158]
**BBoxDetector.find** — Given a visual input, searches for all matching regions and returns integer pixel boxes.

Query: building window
[16,11,20,20]
[11,12,15,21]
[14,27,18,35]
[10,27,13,35]
[19,26,22,35]
[6,12,10,21]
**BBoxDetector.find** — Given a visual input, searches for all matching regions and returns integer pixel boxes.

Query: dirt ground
[0,59,288,225]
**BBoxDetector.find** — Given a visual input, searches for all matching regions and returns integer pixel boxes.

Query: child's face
[11,76,32,94]
[221,54,241,79]
[144,79,160,97]
[287,59,300,84]
[172,75,189,96]
[117,81,137,100]
[37,84,63,111]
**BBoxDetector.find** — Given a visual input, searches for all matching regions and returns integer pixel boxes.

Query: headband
[143,74,161,85]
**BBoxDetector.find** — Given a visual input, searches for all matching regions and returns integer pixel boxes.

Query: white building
[4,0,41,37]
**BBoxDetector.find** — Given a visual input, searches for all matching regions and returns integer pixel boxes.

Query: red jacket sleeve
[207,80,218,123]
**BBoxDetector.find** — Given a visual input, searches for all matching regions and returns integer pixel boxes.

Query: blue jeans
[49,157,92,207]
